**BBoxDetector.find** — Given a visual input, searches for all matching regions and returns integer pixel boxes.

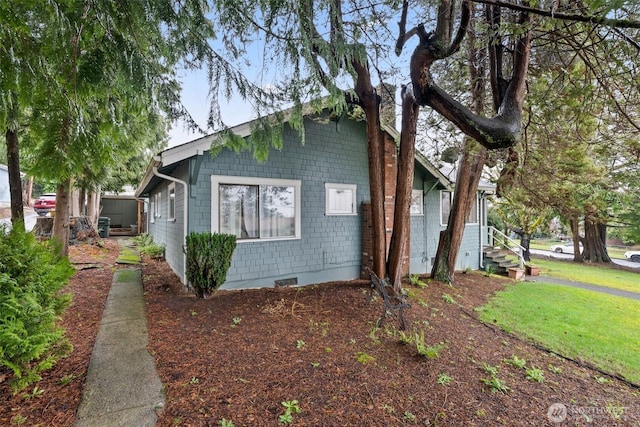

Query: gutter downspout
[152,156,189,286]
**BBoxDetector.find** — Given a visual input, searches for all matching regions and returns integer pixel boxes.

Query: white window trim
[211,175,302,242]
[150,201,155,223]
[325,183,357,216]
[410,189,424,216]
[167,182,176,222]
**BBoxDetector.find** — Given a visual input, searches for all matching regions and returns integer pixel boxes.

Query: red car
[34,193,56,216]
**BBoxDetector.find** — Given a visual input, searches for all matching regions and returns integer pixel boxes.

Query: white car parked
[624,251,640,263]
[550,242,583,254]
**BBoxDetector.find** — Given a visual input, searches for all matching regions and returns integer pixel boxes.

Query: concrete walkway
[527,275,640,301]
[76,252,165,426]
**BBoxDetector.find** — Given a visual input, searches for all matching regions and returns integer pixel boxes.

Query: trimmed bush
[186,232,236,298]
[0,225,74,392]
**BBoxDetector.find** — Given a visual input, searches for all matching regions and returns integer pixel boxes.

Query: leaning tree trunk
[431,140,487,283]
[52,178,72,256]
[6,128,24,229]
[388,87,419,292]
[430,9,489,284]
[582,212,611,263]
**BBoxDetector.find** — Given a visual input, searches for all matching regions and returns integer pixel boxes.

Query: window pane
[169,187,175,219]
[261,185,296,238]
[441,191,451,225]
[410,190,423,215]
[467,196,478,223]
[219,185,259,239]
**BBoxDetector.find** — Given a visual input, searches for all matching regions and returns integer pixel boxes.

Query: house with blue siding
[135,111,491,290]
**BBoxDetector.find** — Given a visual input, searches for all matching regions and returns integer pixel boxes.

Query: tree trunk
[70,187,81,217]
[568,215,582,262]
[388,87,419,291]
[430,16,488,284]
[518,231,531,262]
[52,179,72,256]
[353,62,386,279]
[6,128,24,230]
[87,190,101,227]
[582,213,611,263]
[431,141,487,283]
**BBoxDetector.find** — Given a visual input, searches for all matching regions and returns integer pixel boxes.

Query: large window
[168,183,176,221]
[325,183,357,215]
[440,191,478,225]
[212,176,301,241]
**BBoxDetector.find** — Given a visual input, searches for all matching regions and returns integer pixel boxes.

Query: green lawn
[478,282,640,384]
[530,258,640,294]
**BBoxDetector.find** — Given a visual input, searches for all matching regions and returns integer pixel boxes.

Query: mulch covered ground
[1,239,639,426]
[142,257,640,426]
[0,239,120,426]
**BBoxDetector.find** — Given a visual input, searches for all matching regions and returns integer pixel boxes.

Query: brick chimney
[377,83,397,131]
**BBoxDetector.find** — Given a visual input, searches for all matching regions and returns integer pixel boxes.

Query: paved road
[530,249,640,269]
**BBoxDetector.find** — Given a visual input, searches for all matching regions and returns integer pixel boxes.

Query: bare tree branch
[473,0,640,29]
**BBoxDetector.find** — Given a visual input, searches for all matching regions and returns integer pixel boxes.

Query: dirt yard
[1,239,639,426]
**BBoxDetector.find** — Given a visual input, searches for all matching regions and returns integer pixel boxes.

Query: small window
[168,183,176,221]
[153,192,161,220]
[150,201,155,223]
[441,191,452,225]
[325,183,357,216]
[440,190,478,225]
[410,189,423,216]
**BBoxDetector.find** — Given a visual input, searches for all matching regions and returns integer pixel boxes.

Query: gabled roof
[135,109,484,198]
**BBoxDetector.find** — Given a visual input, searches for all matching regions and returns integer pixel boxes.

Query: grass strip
[478,282,640,384]
[530,258,640,294]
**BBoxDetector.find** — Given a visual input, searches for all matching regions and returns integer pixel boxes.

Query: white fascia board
[161,122,253,167]
[134,157,162,198]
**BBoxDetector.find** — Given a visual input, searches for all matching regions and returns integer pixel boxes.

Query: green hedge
[0,225,74,392]
[186,232,236,298]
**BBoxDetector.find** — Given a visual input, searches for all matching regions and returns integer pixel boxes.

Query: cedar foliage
[0,224,74,392]
[186,233,237,298]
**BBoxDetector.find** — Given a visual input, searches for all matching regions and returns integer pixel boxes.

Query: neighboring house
[136,110,491,290]
[0,164,9,206]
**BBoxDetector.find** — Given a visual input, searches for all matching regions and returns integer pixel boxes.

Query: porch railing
[487,226,525,269]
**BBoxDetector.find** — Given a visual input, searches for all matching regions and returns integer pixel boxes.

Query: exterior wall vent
[275,278,298,287]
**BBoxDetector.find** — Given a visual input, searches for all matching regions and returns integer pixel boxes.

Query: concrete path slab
[75,267,164,427]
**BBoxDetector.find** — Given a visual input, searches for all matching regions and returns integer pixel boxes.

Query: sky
[167,69,255,148]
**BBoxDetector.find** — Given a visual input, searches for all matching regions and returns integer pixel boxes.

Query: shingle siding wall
[147,163,188,281]
[409,175,482,273]
[190,116,371,289]
[146,114,486,288]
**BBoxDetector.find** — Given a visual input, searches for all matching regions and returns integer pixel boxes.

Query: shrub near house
[0,225,74,391]
[186,232,236,298]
